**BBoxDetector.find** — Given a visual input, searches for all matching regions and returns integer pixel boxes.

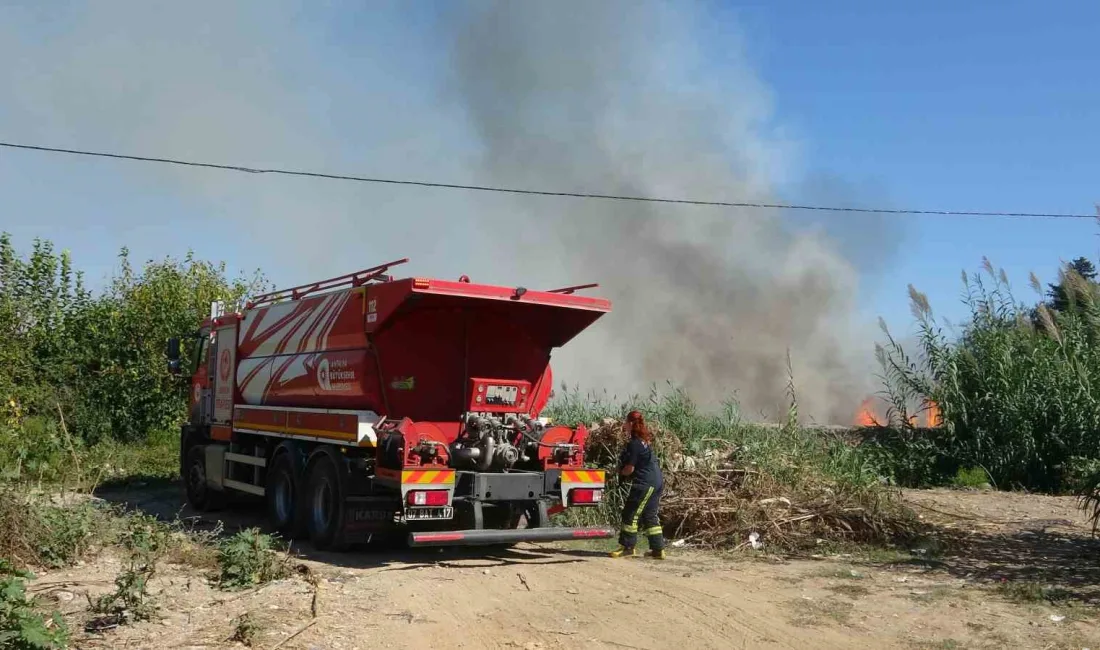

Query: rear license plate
[405,506,454,521]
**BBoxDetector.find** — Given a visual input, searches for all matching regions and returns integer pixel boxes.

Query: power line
[1,140,1096,220]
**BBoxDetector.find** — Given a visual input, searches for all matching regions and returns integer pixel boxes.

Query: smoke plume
[444,1,875,422]
[0,1,883,423]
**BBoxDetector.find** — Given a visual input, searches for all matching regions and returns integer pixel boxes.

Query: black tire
[184,444,224,512]
[266,452,308,540]
[305,451,349,551]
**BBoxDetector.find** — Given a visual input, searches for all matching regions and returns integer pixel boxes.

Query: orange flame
[854,398,881,427]
[852,396,942,428]
[926,400,942,427]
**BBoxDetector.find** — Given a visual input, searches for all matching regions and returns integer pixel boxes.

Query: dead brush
[552,384,921,553]
[660,467,920,551]
[585,418,683,468]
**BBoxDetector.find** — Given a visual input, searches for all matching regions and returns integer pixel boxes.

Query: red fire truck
[166,259,613,550]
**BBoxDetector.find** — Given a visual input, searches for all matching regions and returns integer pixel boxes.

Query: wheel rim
[312,478,333,533]
[273,472,293,524]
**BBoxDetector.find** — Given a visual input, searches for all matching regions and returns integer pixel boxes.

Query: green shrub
[878,259,1100,492]
[1062,456,1100,493]
[90,513,173,626]
[215,529,292,591]
[0,417,70,484]
[36,504,102,569]
[230,613,260,647]
[0,563,70,649]
[90,561,159,626]
[0,489,115,571]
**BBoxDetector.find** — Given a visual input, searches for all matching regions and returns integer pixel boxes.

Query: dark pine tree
[1046,257,1098,313]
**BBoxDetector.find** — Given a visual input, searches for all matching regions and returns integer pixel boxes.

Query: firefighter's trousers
[618,482,664,551]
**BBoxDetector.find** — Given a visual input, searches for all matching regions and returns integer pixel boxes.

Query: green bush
[0,562,69,650]
[36,503,107,569]
[91,561,159,626]
[215,529,292,591]
[878,258,1100,492]
[89,513,174,626]
[0,488,117,571]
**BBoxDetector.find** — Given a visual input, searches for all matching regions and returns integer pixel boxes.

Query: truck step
[408,526,614,547]
[225,452,266,467]
[223,478,265,496]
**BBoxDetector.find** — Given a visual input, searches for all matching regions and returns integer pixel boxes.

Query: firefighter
[610,410,666,559]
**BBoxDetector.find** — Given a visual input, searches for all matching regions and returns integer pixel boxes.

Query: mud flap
[342,498,400,544]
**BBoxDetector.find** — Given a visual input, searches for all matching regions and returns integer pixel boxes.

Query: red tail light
[407,490,449,507]
[569,488,603,505]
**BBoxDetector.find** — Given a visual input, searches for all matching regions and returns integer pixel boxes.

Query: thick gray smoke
[0,1,883,424]
[446,1,876,423]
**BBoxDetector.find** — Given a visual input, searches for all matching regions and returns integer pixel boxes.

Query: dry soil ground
[29,483,1100,650]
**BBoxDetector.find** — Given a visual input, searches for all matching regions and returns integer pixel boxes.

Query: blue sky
[0,1,1096,415]
[722,0,1100,334]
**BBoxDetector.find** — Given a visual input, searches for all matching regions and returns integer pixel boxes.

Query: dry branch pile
[584,418,683,468]
[583,420,920,552]
[659,469,918,551]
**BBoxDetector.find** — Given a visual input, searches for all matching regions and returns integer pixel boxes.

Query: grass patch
[83,430,179,488]
[908,585,962,604]
[787,598,854,627]
[1,488,205,572]
[812,566,868,580]
[908,640,963,650]
[950,467,990,489]
[0,425,178,490]
[827,584,871,598]
[995,581,1072,604]
[0,488,117,570]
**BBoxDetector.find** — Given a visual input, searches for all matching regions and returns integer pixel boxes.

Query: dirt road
[38,486,1100,649]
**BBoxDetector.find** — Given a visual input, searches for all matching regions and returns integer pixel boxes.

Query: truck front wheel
[184,445,223,512]
[305,451,349,552]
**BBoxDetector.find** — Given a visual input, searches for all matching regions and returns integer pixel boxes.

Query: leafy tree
[0,233,267,454]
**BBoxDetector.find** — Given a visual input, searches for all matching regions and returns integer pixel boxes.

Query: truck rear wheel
[305,451,349,551]
[266,452,307,540]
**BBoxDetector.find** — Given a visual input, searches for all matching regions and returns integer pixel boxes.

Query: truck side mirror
[166,337,181,375]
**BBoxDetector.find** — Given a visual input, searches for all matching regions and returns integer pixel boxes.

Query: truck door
[211,323,238,425]
[190,330,213,425]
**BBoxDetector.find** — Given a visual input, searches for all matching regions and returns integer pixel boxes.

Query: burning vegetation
[854,396,941,429]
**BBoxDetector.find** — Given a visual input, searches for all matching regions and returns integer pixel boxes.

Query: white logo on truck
[317,357,356,391]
